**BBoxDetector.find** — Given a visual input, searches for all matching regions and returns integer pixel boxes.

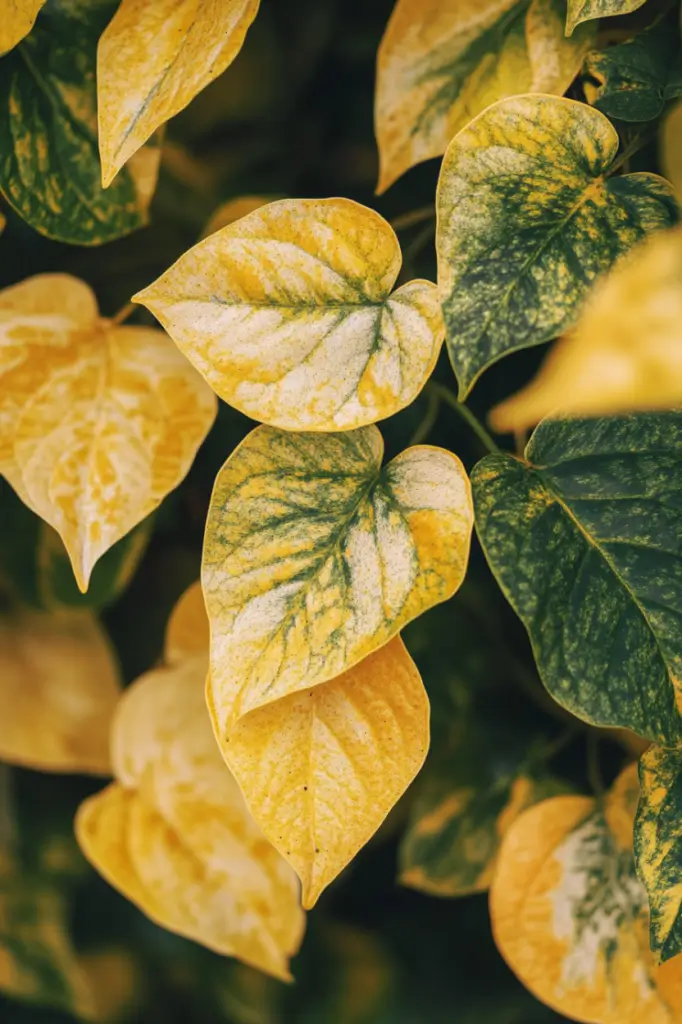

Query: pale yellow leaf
[201,195,274,239]
[662,102,682,198]
[134,198,444,431]
[0,274,217,591]
[491,226,682,432]
[0,1,45,54]
[202,425,473,734]
[164,581,210,665]
[97,0,260,186]
[223,637,429,908]
[77,652,305,979]
[0,607,120,774]
[490,765,682,1024]
[374,0,595,193]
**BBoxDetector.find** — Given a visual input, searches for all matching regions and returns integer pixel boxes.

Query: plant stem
[428,382,500,455]
[535,725,580,765]
[409,387,440,446]
[111,302,136,326]
[390,205,435,232]
[607,125,659,177]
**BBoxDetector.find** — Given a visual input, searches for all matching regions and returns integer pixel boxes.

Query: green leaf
[635,744,682,963]
[566,0,650,35]
[436,94,679,398]
[583,13,682,122]
[472,412,682,745]
[0,0,159,244]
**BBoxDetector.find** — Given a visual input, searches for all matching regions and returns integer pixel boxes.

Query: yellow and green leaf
[635,745,682,963]
[201,195,276,238]
[0,274,217,592]
[583,12,682,122]
[76,652,305,980]
[567,0,650,35]
[436,93,679,398]
[0,606,120,774]
[375,0,595,194]
[134,198,444,432]
[491,227,682,431]
[203,424,473,736]
[224,638,430,908]
[472,412,682,744]
[0,1,45,55]
[97,0,260,187]
[0,0,160,244]
[491,764,682,1023]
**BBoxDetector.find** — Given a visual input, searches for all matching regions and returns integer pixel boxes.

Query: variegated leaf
[0,274,216,592]
[567,0,650,35]
[134,198,444,431]
[0,1,45,55]
[663,102,682,197]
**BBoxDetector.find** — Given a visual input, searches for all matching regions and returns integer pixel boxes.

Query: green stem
[428,382,500,455]
[409,387,440,446]
[607,125,659,177]
[390,206,435,232]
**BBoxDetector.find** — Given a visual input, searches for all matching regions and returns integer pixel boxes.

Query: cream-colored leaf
[491,226,682,432]
[134,198,444,431]
[97,0,260,186]
[0,607,120,774]
[202,425,473,735]
[0,1,45,54]
[77,651,305,979]
[490,764,682,1024]
[0,274,217,591]
[201,195,274,239]
[223,637,429,908]
[662,102,682,197]
[164,581,210,665]
[374,0,595,193]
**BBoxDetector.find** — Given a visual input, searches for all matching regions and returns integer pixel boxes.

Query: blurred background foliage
[0,0,663,1019]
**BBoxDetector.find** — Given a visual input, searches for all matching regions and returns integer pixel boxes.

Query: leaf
[0,1,45,55]
[134,197,444,431]
[0,274,217,592]
[491,227,682,431]
[76,653,305,980]
[491,764,682,1023]
[399,732,565,898]
[97,0,261,187]
[436,93,679,398]
[374,0,595,194]
[201,195,275,238]
[223,637,429,908]
[663,102,682,196]
[472,412,682,745]
[567,0,650,35]
[0,858,95,1018]
[635,745,682,963]
[0,606,120,774]
[164,580,210,665]
[583,14,682,122]
[0,0,161,245]
[202,424,473,736]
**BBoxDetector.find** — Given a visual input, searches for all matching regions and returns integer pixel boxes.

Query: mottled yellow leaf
[491,227,682,432]
[77,651,305,979]
[0,1,45,54]
[0,274,217,592]
[164,580,210,666]
[134,198,444,431]
[374,0,595,193]
[97,0,260,186]
[203,425,473,736]
[223,637,429,908]
[662,102,682,197]
[566,0,649,35]
[0,606,120,774]
[201,195,274,239]
[491,765,682,1024]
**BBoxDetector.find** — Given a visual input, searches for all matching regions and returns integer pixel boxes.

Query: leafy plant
[0,0,681,1022]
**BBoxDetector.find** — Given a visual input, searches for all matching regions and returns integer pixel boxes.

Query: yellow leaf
[374,0,595,194]
[0,1,45,54]
[201,195,275,238]
[224,637,429,908]
[203,424,473,734]
[77,652,305,980]
[662,102,682,197]
[0,606,120,774]
[134,198,444,431]
[0,274,217,591]
[491,226,682,432]
[97,0,260,187]
[164,580,210,665]
[490,764,682,1024]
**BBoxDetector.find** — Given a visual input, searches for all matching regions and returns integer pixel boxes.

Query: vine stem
[111,302,136,326]
[409,386,440,446]
[427,382,500,455]
[390,206,435,232]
